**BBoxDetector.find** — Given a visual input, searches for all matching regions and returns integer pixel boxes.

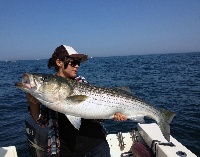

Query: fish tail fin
[158,109,175,142]
[161,109,175,124]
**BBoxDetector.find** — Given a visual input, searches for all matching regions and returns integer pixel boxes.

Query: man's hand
[114,112,127,121]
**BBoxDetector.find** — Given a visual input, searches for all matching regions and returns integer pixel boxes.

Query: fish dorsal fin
[66,114,82,129]
[66,95,88,105]
[116,86,132,94]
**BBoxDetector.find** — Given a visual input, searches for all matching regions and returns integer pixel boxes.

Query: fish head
[15,73,73,103]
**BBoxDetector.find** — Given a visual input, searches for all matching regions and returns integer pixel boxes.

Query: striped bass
[15,73,175,142]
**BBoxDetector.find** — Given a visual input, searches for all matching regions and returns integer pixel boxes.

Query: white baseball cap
[59,45,88,62]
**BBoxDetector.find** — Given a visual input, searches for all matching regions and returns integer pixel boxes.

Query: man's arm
[26,93,40,121]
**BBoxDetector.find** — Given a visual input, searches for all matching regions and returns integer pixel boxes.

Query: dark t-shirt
[58,112,106,156]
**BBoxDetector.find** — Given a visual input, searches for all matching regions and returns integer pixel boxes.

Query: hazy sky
[0,0,200,61]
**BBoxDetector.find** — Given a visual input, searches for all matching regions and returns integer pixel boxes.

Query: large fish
[15,73,175,141]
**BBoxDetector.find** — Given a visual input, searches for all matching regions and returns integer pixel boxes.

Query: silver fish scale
[66,82,161,120]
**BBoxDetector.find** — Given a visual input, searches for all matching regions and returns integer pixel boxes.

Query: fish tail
[158,109,175,142]
[161,109,175,124]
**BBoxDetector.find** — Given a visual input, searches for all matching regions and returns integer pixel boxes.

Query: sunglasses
[68,59,81,67]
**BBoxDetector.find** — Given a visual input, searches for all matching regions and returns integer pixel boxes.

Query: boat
[25,115,197,157]
[0,146,18,157]
[5,59,17,62]
[0,115,197,157]
[107,123,197,157]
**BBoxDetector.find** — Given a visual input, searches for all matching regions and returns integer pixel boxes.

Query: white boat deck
[138,123,197,157]
[0,146,18,157]
[107,123,197,157]
[1,123,197,157]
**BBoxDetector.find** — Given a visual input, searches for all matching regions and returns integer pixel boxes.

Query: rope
[28,139,46,152]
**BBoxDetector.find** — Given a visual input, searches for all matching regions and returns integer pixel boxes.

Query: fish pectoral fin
[67,95,88,101]
[66,115,82,130]
[130,115,145,123]
[65,95,89,105]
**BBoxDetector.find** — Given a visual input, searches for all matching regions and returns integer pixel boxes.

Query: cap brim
[69,54,88,62]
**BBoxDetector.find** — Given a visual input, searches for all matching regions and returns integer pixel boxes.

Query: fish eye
[38,76,48,82]
[42,76,48,82]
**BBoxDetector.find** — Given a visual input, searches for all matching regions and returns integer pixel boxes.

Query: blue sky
[0,0,200,61]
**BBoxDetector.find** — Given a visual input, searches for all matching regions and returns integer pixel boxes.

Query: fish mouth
[15,73,36,90]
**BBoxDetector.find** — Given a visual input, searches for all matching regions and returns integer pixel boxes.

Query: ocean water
[0,52,199,157]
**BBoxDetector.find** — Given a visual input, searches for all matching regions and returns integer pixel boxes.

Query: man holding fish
[16,45,175,157]
[26,45,127,157]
